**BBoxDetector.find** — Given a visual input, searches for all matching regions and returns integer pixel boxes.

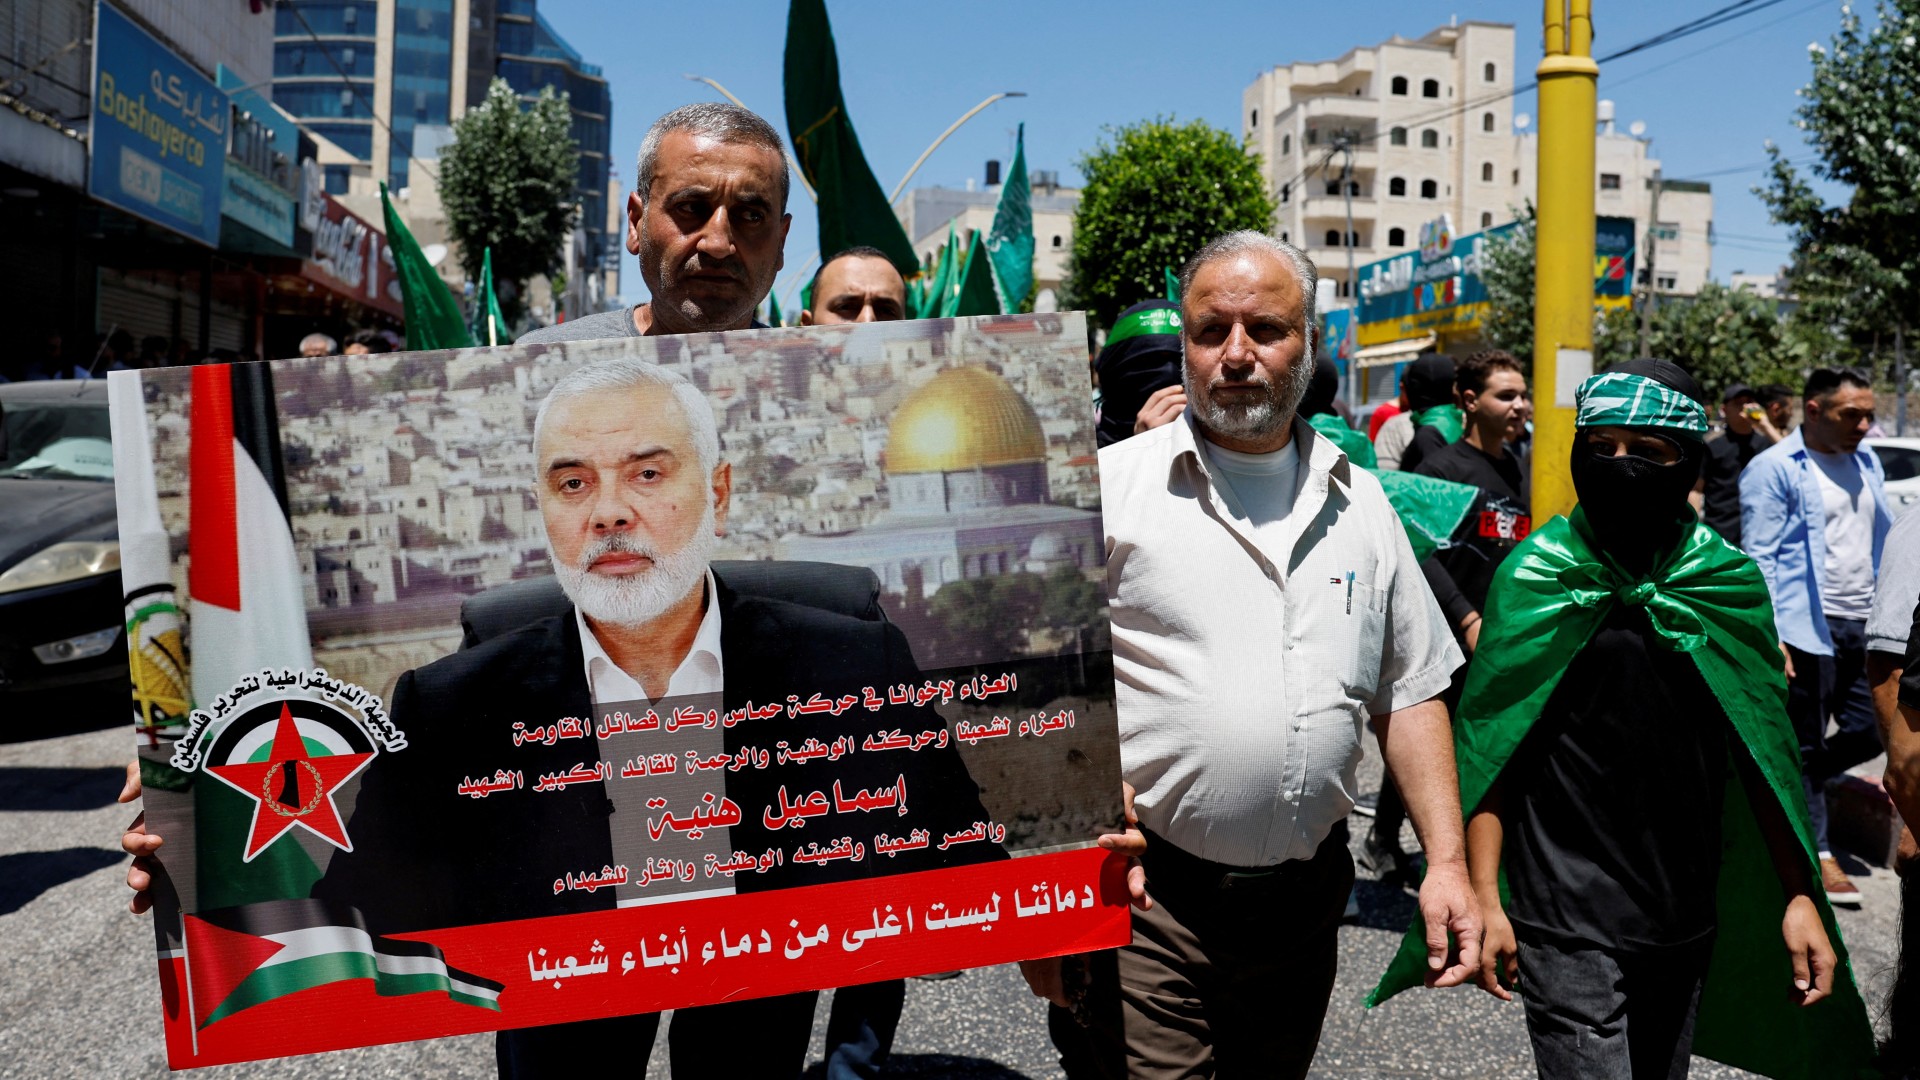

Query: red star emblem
[207,703,373,861]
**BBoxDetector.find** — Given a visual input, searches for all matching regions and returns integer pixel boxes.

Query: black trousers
[495,991,817,1079]
[1515,931,1712,1080]
[1786,615,1882,852]
[1049,823,1354,1079]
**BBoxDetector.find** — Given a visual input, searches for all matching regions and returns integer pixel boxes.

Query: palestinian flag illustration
[202,699,375,862]
[185,899,502,1029]
[187,363,326,910]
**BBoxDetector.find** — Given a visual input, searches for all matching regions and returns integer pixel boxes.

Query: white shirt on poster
[576,570,726,705]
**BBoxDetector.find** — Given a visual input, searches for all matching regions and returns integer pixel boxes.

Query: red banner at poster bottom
[158,847,1130,1069]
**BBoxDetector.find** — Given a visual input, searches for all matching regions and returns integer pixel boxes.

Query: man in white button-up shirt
[1042,232,1479,1079]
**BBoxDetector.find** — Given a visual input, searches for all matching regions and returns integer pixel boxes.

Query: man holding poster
[1039,231,1478,1078]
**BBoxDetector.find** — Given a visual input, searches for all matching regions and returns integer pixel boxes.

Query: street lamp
[682,74,818,204]
[888,92,1026,203]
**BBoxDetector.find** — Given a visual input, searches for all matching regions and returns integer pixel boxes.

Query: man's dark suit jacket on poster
[313,573,998,937]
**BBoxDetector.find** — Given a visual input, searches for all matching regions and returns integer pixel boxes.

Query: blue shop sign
[89,1,226,246]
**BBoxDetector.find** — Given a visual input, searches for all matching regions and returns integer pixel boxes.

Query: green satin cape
[1411,402,1465,442]
[1366,510,1877,1080]
[1306,414,1478,562]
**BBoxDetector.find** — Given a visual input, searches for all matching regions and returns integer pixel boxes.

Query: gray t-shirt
[1375,411,1415,470]
[515,305,642,344]
[1867,507,1920,654]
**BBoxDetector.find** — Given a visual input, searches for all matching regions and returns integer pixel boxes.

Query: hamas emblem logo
[184,670,405,862]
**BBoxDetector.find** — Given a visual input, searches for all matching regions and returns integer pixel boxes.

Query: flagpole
[887,92,1026,204]
[180,919,200,1057]
[683,74,818,204]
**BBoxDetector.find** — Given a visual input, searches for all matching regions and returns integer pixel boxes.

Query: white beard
[550,503,717,628]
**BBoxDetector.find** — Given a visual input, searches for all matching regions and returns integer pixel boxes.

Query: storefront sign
[89,1,226,246]
[1355,215,1638,347]
[217,68,298,250]
[298,175,402,317]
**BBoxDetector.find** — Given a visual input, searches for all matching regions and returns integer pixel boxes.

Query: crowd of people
[111,100,1915,1079]
[0,327,398,383]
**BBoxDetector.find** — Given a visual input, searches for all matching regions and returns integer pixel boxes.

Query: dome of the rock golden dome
[885,366,1047,474]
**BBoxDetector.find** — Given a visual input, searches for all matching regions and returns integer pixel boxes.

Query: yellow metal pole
[1532,0,1599,521]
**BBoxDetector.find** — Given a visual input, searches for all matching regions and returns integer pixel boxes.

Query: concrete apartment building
[1243,21,1521,301]
[1514,106,1715,296]
[1245,21,1713,303]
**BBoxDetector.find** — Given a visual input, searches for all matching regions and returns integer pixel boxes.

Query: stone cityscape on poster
[111,313,1127,1069]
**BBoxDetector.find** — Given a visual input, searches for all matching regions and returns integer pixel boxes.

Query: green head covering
[1575,368,1709,441]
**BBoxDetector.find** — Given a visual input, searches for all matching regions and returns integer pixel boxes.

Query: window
[1390,126,1408,146]
[1391,75,1409,95]
[1280,231,1288,242]
[323,164,353,194]
[1600,173,1622,190]
[1348,180,1361,196]
[1389,177,1407,196]
[1484,62,1497,82]
[1388,227,1406,247]
[1422,78,1440,98]
[1656,274,1678,290]
[1482,112,1496,133]
[1280,182,1290,204]
[1250,109,1258,129]
[1481,162,1494,182]
[1307,127,1319,145]
[1420,179,1438,199]
[1421,129,1439,149]
[1481,211,1493,228]
[1512,168,1520,185]
[1326,179,1341,196]
[1325,229,1342,247]
[1051,235,1062,248]
[1282,133,1291,154]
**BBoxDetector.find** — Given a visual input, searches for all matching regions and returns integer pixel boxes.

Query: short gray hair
[300,332,337,354]
[636,102,791,212]
[533,359,721,480]
[1178,231,1319,359]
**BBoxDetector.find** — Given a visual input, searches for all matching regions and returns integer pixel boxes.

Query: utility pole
[1637,165,1662,357]
[1532,0,1599,521]
[1332,137,1359,408]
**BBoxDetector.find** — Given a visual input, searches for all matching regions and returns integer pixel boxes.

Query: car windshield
[0,399,114,480]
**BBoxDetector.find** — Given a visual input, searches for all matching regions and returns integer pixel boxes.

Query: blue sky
[540,0,1848,308]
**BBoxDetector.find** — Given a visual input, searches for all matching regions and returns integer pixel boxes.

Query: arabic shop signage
[89,1,226,246]
[217,67,297,250]
[1355,214,1639,346]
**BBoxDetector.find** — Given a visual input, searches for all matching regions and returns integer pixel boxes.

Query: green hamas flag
[477,247,510,346]
[986,123,1034,313]
[944,229,1001,318]
[1164,266,1180,302]
[767,290,784,328]
[380,184,475,351]
[917,224,957,320]
[784,0,918,276]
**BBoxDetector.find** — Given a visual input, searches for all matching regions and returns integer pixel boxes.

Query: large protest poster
[114,313,1126,1069]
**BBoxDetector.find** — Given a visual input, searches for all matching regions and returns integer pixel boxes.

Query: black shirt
[1415,440,1531,630]
[1504,607,1730,950]
[1700,430,1771,546]
[1399,422,1451,475]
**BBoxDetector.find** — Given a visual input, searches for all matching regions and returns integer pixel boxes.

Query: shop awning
[1352,334,1436,368]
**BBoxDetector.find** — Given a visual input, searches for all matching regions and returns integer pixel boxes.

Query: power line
[1599,0,1832,94]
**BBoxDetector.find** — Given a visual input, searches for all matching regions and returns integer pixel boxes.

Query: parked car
[0,380,126,703]
[1868,437,1920,519]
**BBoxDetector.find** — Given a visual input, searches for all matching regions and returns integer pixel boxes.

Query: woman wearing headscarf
[1371,360,1876,1080]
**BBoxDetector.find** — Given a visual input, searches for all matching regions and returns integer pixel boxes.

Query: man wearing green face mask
[1370,359,1877,1080]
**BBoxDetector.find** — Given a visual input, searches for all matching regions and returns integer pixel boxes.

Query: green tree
[1759,0,1920,379]
[1592,283,1803,397]
[1480,203,1537,368]
[1063,118,1277,331]
[438,79,578,326]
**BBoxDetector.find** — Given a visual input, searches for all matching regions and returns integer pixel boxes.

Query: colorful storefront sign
[89,1,227,246]
[1353,214,1637,348]
[297,169,403,318]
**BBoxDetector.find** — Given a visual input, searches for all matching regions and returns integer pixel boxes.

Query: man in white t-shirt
[1741,366,1891,905]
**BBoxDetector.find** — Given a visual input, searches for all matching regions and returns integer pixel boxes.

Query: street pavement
[0,715,1899,1079]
